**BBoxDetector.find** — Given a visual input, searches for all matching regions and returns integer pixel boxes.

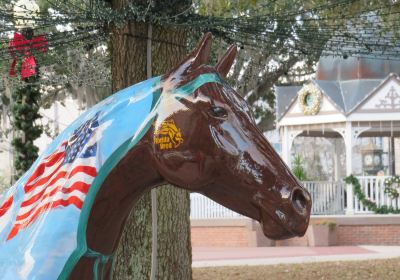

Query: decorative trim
[356,108,400,113]
[288,129,303,149]
[286,111,339,117]
[375,86,400,109]
[298,84,322,115]
[333,126,370,146]
[348,73,400,115]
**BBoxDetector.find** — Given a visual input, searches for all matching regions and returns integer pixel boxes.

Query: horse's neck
[85,136,164,254]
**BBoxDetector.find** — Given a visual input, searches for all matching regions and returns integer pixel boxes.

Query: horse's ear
[166,32,213,77]
[189,32,213,69]
[216,45,237,78]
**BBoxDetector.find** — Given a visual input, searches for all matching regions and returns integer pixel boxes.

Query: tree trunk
[109,9,192,279]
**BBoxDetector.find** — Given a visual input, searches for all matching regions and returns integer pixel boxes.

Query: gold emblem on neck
[154,119,184,150]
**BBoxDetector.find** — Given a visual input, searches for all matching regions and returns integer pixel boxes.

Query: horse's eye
[209,106,228,119]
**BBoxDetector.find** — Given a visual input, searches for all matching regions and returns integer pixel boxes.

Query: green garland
[12,75,43,180]
[344,175,400,214]
[1,0,400,63]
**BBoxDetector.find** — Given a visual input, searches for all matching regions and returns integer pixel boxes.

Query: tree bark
[109,7,192,279]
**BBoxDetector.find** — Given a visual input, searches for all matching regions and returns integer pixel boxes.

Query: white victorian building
[275,56,400,215]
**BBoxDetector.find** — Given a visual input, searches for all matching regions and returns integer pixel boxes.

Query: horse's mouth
[260,214,305,240]
[258,204,310,240]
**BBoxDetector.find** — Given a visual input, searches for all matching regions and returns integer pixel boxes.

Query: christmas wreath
[384,175,400,199]
[298,84,322,115]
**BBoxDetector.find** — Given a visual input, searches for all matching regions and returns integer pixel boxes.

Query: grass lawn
[193,258,400,280]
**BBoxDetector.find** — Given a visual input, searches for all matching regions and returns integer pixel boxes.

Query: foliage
[0,175,10,192]
[0,1,110,183]
[344,175,400,214]
[0,80,12,139]
[1,1,400,130]
[11,75,42,179]
[292,154,308,181]
[193,0,400,129]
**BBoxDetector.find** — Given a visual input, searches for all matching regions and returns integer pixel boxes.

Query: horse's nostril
[292,188,307,214]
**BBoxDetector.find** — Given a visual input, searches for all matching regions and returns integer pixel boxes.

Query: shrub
[292,154,308,181]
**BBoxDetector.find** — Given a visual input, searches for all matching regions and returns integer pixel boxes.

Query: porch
[190,176,400,247]
[190,176,400,218]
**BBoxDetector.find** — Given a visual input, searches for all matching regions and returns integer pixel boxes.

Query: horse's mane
[0,76,162,279]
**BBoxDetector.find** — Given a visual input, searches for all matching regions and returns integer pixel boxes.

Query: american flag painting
[0,76,161,279]
[6,113,99,240]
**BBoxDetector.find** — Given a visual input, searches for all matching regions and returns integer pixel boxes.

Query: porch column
[281,127,304,168]
[344,122,354,215]
[281,126,291,166]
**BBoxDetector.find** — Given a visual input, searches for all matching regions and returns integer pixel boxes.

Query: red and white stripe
[0,196,13,219]
[23,142,67,189]
[7,141,97,240]
[0,196,14,233]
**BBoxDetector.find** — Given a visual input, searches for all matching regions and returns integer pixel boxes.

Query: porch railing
[352,176,400,213]
[189,176,399,219]
[190,193,243,219]
[302,181,345,215]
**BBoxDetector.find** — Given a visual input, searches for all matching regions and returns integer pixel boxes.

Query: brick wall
[191,219,275,247]
[337,225,400,245]
[191,215,400,247]
[191,227,249,247]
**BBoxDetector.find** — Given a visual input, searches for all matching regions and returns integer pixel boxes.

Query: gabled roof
[276,13,400,121]
[275,74,399,121]
[347,73,400,114]
[316,79,382,113]
[313,80,344,112]
[339,79,382,112]
[275,85,301,120]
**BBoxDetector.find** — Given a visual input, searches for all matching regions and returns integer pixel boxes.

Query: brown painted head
[152,33,311,239]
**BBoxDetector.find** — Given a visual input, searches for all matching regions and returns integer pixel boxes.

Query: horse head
[0,32,313,280]
[151,33,311,239]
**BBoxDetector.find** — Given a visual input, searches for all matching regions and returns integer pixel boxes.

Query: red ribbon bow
[8,32,48,80]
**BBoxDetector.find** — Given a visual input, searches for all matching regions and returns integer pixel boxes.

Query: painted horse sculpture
[0,33,311,279]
